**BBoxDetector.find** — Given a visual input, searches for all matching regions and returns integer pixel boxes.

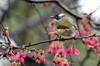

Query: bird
[50,13,76,38]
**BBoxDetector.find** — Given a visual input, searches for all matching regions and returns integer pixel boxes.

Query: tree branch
[23,34,99,48]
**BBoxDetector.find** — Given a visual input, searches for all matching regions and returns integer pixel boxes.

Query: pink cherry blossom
[56,49,66,56]
[53,56,69,66]
[83,24,91,31]
[48,48,53,54]
[16,50,26,63]
[65,46,80,56]
[84,38,98,48]
[53,57,62,65]
[35,55,45,64]
[48,41,60,54]
[32,49,45,64]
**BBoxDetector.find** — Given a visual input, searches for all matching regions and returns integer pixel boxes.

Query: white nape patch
[59,13,65,17]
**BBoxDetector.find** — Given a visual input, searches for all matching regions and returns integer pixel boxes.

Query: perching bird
[50,13,76,38]
[51,13,75,29]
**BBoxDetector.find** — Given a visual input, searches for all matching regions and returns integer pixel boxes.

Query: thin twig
[89,6,100,15]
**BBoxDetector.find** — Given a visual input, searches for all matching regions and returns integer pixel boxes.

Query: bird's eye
[55,15,60,20]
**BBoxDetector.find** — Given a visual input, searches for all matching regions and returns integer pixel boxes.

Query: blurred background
[0,0,100,66]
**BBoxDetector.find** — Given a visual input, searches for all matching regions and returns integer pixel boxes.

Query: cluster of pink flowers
[75,15,92,38]
[83,37,98,48]
[15,50,26,63]
[5,49,26,66]
[47,41,80,66]
[5,48,46,66]
[83,24,91,31]
[53,56,69,66]
[65,46,80,56]
[48,41,61,54]
[48,42,80,56]
[32,49,45,64]
[53,49,69,66]
[35,54,45,64]
[79,14,100,57]
[56,49,66,56]
[75,13,99,48]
